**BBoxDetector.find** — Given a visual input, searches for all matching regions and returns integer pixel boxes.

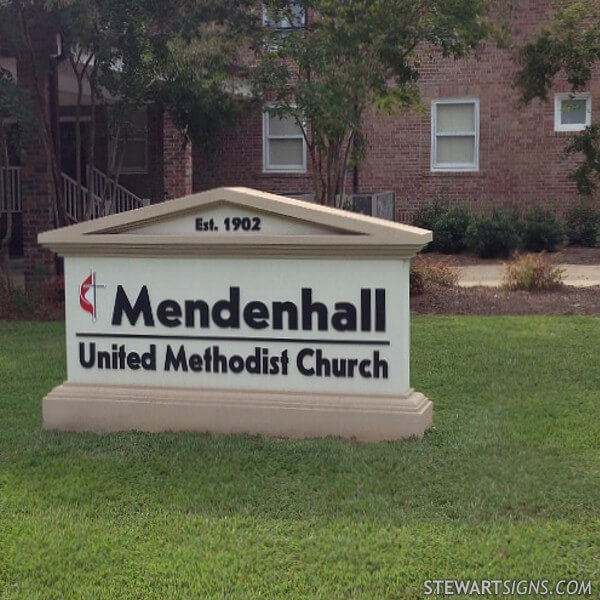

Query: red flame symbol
[79,273,95,318]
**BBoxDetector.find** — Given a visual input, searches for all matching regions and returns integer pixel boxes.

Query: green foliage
[0,68,34,133]
[3,0,257,151]
[432,205,473,254]
[565,202,600,247]
[1,318,599,597]
[255,0,496,205]
[413,200,472,254]
[565,124,600,196]
[466,208,522,258]
[413,199,447,233]
[503,253,565,291]
[516,1,600,196]
[521,208,564,252]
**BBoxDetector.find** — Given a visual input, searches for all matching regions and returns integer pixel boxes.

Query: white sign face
[66,256,410,396]
[129,205,339,236]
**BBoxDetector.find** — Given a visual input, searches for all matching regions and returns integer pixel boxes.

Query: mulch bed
[412,284,600,316]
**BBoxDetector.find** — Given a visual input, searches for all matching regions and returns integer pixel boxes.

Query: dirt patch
[0,276,64,321]
[421,246,600,267]
[412,284,600,316]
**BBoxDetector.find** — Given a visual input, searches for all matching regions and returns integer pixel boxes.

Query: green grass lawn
[0,318,599,599]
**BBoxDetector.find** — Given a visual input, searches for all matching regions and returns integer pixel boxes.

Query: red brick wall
[193,104,315,198]
[193,0,600,221]
[163,112,192,199]
[16,25,57,287]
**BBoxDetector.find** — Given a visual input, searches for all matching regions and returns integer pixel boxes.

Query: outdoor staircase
[0,166,149,221]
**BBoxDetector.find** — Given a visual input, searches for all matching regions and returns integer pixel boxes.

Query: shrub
[413,201,472,254]
[432,205,473,254]
[411,258,459,295]
[522,208,564,252]
[565,203,600,247]
[413,200,446,252]
[503,253,564,291]
[466,208,522,258]
[413,199,446,231]
[410,267,425,296]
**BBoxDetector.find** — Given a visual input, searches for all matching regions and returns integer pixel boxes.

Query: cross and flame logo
[79,271,105,321]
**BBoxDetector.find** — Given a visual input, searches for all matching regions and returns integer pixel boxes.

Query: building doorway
[59,119,90,185]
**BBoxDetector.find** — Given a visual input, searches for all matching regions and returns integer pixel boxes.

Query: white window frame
[263,107,307,173]
[431,98,480,172]
[554,93,592,132]
[109,107,149,175]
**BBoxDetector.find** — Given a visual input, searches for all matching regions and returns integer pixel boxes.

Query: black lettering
[79,342,95,368]
[142,345,156,370]
[246,347,262,374]
[314,349,331,377]
[375,289,386,332]
[212,288,240,328]
[212,346,228,373]
[373,352,389,379]
[189,353,203,372]
[184,300,210,328]
[346,359,358,378]
[359,359,372,378]
[361,289,371,331]
[272,302,298,330]
[203,347,213,372]
[332,303,357,332]
[331,358,346,377]
[127,352,141,370]
[280,350,289,375]
[301,289,327,331]
[244,301,269,329]
[157,300,182,327]
[269,355,280,375]
[164,345,188,372]
[97,350,111,369]
[116,344,126,369]
[297,348,315,375]
[112,285,155,327]
[229,355,244,374]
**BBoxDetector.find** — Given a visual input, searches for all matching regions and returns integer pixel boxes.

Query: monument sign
[39,188,432,441]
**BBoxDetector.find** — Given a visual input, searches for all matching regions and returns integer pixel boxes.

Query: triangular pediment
[39,187,431,258]
[118,199,351,236]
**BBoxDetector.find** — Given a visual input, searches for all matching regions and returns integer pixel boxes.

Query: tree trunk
[18,9,67,228]
[86,65,98,219]
[0,126,13,293]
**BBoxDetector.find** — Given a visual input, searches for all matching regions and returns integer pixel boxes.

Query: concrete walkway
[458,264,600,288]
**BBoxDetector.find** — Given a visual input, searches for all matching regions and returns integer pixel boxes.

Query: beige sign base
[42,384,433,442]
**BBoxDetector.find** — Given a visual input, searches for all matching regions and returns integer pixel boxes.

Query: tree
[0,0,257,224]
[0,68,33,292]
[515,0,600,196]
[254,0,496,207]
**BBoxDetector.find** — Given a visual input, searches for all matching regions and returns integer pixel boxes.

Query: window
[431,99,479,172]
[110,108,148,174]
[263,108,306,173]
[262,3,306,30]
[554,93,591,132]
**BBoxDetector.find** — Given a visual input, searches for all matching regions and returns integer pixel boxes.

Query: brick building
[0,27,192,282]
[1,0,599,281]
[193,1,600,220]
